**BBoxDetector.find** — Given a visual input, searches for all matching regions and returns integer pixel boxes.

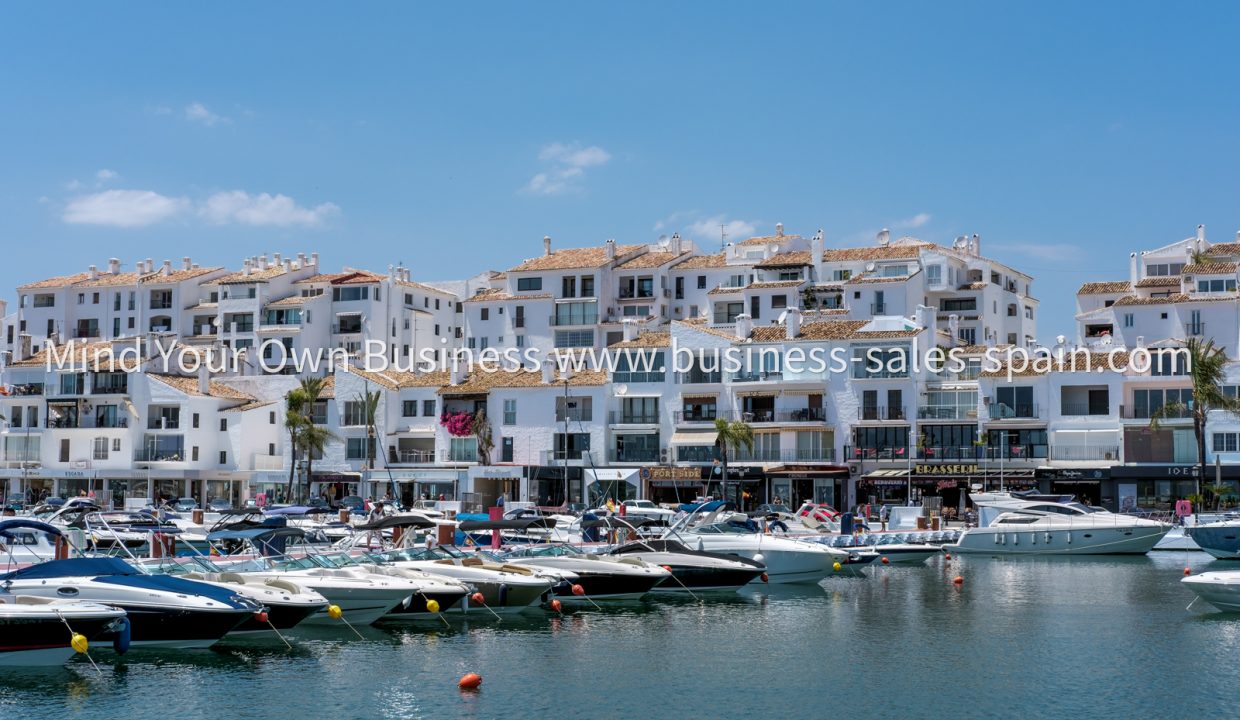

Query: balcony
[539,449,604,466]
[549,311,599,327]
[617,289,655,300]
[916,446,983,461]
[1120,404,1193,420]
[135,436,186,463]
[918,405,979,420]
[871,302,887,314]
[733,448,837,463]
[609,411,659,425]
[1185,322,1206,337]
[91,378,129,395]
[675,370,723,385]
[609,447,660,463]
[1049,445,1119,461]
[987,403,1041,420]
[1060,403,1110,417]
[846,445,912,461]
[7,383,44,396]
[731,370,782,383]
[742,408,828,423]
[393,449,436,464]
[860,406,906,421]
[252,454,284,471]
[674,410,733,424]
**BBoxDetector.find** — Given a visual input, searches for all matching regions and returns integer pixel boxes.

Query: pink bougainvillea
[439,411,475,437]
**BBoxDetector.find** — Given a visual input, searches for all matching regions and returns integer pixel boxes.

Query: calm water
[4,552,1238,720]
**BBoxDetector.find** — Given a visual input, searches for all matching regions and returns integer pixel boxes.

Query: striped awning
[670,430,718,445]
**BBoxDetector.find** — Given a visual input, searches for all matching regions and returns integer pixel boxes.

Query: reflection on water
[3,552,1238,719]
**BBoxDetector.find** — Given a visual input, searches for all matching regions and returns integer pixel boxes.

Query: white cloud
[185,102,230,127]
[523,142,611,195]
[95,169,118,182]
[200,191,339,227]
[893,212,932,230]
[685,215,758,244]
[63,190,192,228]
[61,188,338,229]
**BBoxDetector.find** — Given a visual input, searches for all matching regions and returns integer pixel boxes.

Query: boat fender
[498,583,509,606]
[1045,532,1052,544]
[1031,532,1037,544]
[112,616,131,655]
[1066,532,1072,544]
[1012,533,1018,545]
[994,534,1000,544]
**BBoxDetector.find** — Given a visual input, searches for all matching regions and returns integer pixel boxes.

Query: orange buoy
[255,611,269,624]
[944,553,952,560]
[952,576,964,585]
[471,592,485,605]
[661,565,673,573]
[1184,567,1192,576]
[550,599,563,613]
[760,572,769,583]
[571,584,585,596]
[881,557,890,565]
[458,672,482,690]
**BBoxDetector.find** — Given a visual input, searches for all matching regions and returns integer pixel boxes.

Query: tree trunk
[1196,412,1206,515]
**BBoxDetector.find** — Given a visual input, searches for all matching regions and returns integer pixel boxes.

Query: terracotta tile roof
[1077,281,1132,295]
[19,272,92,290]
[673,319,741,341]
[672,253,730,270]
[266,294,312,308]
[1135,277,1181,288]
[614,251,689,270]
[9,340,116,368]
[748,280,805,290]
[738,233,801,247]
[1178,292,1240,304]
[509,244,642,272]
[980,350,1133,378]
[147,373,255,400]
[395,278,457,297]
[822,245,924,262]
[608,331,671,349]
[1204,242,1240,256]
[75,272,145,288]
[214,266,290,284]
[810,283,844,291]
[958,282,989,290]
[346,366,450,391]
[294,270,388,286]
[318,375,335,399]
[846,273,913,284]
[141,267,225,284]
[438,367,607,395]
[185,301,218,312]
[754,251,812,269]
[1112,294,1187,306]
[707,285,745,295]
[221,400,275,413]
[804,308,850,317]
[748,319,922,343]
[1184,261,1239,274]
[463,288,553,303]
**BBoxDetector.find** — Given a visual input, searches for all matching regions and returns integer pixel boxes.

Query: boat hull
[1183,573,1240,612]
[0,612,123,666]
[1186,526,1240,559]
[952,525,1168,555]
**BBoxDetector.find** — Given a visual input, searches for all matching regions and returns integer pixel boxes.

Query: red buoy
[661,565,673,573]
[1184,567,1192,576]
[881,557,890,565]
[459,673,482,690]
[471,592,485,605]
[571,584,585,596]
[944,553,952,560]
[953,576,964,585]
[760,572,769,583]
[255,611,269,624]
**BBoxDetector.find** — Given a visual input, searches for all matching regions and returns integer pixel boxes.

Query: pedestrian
[879,504,890,532]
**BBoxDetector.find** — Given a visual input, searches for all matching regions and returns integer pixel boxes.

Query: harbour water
[4,551,1236,720]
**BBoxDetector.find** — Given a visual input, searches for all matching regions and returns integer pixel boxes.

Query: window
[269,443,276,455]
[926,265,942,284]
[674,277,684,299]
[481,308,489,321]
[1151,350,1189,376]
[614,351,666,383]
[1124,313,1134,328]
[1147,263,1186,276]
[554,329,594,348]
[149,290,173,310]
[940,298,977,312]
[561,276,576,298]
[993,386,1035,418]
[1197,278,1237,293]
[93,437,109,461]
[192,413,200,429]
[581,276,595,297]
[77,293,85,305]
[402,400,417,417]
[332,286,370,302]
[502,437,514,462]
[852,346,910,379]
[771,295,787,309]
[880,264,908,277]
[556,396,593,422]
[697,275,706,289]
[112,438,121,452]
[422,399,436,417]
[958,327,976,345]
[554,302,597,326]
[503,399,517,425]
[346,437,374,460]
[833,269,852,281]
[1214,433,1239,453]
[192,446,200,462]
[219,451,228,465]
[219,418,228,431]
[342,400,367,426]
[1132,388,1193,419]
[269,411,276,424]
[517,277,542,291]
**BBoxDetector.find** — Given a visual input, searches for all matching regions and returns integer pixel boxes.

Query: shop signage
[914,464,979,475]
[641,466,702,481]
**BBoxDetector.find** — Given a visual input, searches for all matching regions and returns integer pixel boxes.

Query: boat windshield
[384,547,450,562]
[504,545,581,558]
[225,557,275,572]
[693,522,754,534]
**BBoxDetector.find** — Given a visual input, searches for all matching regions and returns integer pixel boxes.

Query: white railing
[252,454,285,471]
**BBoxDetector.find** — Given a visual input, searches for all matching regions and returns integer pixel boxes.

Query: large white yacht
[952,491,1169,555]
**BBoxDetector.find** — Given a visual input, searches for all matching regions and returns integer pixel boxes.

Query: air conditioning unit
[659,448,669,464]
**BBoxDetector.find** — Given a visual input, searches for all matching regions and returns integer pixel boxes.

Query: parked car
[206,497,231,512]
[173,497,198,512]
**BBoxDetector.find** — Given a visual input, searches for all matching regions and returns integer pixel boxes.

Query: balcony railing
[1061,403,1110,417]
[870,302,887,314]
[1120,404,1193,420]
[91,381,129,395]
[918,405,978,420]
[608,411,660,424]
[549,312,599,326]
[847,445,912,461]
[1186,322,1206,337]
[608,448,660,463]
[673,410,734,423]
[731,370,782,382]
[394,449,436,463]
[860,406,906,421]
[987,403,1040,420]
[252,454,284,471]
[739,408,828,423]
[675,371,723,384]
[1049,445,1119,461]
[732,448,836,463]
[7,383,44,396]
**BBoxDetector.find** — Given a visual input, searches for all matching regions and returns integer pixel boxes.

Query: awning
[765,465,849,477]
[682,395,717,403]
[585,468,640,487]
[670,430,718,445]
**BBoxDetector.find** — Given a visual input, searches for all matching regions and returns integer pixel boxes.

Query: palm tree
[297,422,338,502]
[1149,338,1240,507]
[355,390,382,471]
[284,388,309,501]
[714,418,754,509]
[285,376,329,503]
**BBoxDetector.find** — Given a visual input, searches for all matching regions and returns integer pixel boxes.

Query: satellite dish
[865,262,877,273]
[769,244,780,254]
[615,384,629,396]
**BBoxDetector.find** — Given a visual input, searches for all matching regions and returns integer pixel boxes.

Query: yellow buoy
[327,604,343,619]
[832,562,842,572]
[70,633,89,654]
[426,599,441,613]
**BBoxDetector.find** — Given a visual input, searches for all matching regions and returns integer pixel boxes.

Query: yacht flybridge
[952,492,1169,555]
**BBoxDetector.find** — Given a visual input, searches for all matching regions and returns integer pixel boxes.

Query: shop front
[764,464,850,510]
[531,466,583,509]
[466,466,525,508]
[1106,464,1239,512]
[861,464,1039,515]
[642,466,709,504]
[703,465,765,511]
[1034,467,1112,509]
[310,472,363,507]
[584,468,640,506]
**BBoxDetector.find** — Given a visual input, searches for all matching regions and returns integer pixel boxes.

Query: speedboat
[1183,570,1240,612]
[1186,516,1240,559]
[0,595,127,666]
[808,534,943,564]
[280,552,470,622]
[608,538,766,591]
[493,545,671,602]
[952,492,1170,555]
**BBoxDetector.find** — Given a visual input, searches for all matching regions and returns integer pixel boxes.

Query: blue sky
[3,2,1240,339]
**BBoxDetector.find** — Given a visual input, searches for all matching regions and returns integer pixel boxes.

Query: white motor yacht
[1183,570,1240,612]
[491,545,671,602]
[953,492,1169,555]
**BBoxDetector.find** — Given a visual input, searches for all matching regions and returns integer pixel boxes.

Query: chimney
[87,264,98,280]
[670,232,682,255]
[1197,224,1206,251]
[734,313,753,340]
[541,358,554,384]
[622,319,638,342]
[297,252,307,267]
[182,257,191,271]
[775,223,784,237]
[948,314,960,345]
[108,258,120,275]
[161,260,172,276]
[1129,253,1138,288]
[605,239,615,260]
[450,363,463,386]
[915,304,934,330]
[1135,335,1145,349]
[972,234,981,257]
[242,259,253,276]
[543,236,552,257]
[877,229,890,247]
[134,259,144,274]
[785,307,801,340]
[273,252,282,266]
[388,264,396,280]
[310,252,319,267]
[284,259,293,272]
[197,363,210,395]
[811,229,824,282]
